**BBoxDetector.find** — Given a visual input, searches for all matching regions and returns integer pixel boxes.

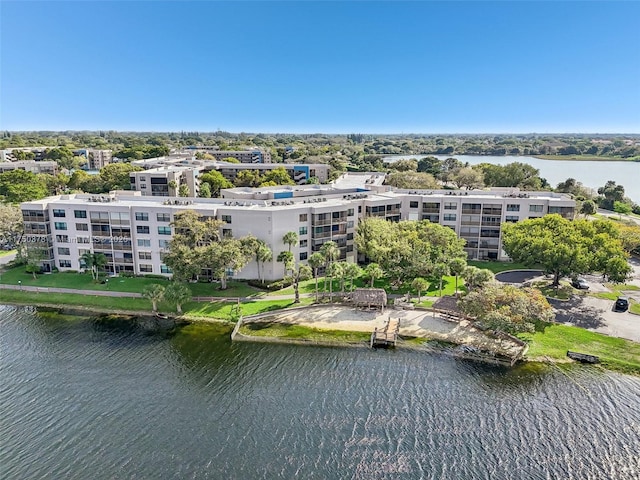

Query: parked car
[614,297,629,312]
[571,277,589,290]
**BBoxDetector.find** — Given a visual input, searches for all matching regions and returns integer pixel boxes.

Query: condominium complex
[182,146,272,163]
[21,173,575,280]
[73,149,113,170]
[0,160,58,175]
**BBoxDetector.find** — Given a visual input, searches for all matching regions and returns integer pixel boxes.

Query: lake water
[2,305,640,479]
[384,154,640,203]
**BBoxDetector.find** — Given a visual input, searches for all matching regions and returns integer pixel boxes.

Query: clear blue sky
[1,1,639,133]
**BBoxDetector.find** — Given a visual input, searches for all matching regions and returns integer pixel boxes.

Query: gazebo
[351,288,387,312]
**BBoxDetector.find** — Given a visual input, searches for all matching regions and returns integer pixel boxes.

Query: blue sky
[1,1,639,133]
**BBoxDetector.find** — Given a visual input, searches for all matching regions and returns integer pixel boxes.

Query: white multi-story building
[0,160,58,175]
[20,174,575,279]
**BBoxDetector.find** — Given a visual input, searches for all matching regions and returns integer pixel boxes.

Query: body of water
[384,154,640,203]
[2,305,640,479]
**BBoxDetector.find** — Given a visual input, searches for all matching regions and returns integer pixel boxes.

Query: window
[347,221,354,229]
[139,176,146,182]
[444,202,457,210]
[222,228,232,238]
[347,208,354,217]
[158,226,171,235]
[506,204,520,212]
[137,226,150,234]
[135,212,149,221]
[358,206,362,213]
[59,260,72,268]
[443,214,457,221]
[57,247,70,255]
[140,184,146,189]
[156,213,171,222]
[300,239,308,248]
[54,222,67,230]
[90,211,109,222]
[299,214,308,222]
[221,215,232,224]
[139,251,152,260]
[76,223,89,231]
[140,264,153,273]
[53,209,66,218]
[137,239,151,247]
[160,265,172,274]
[505,216,519,223]
[299,226,307,235]
[159,239,170,248]
[78,236,90,244]
[347,233,354,240]
[529,204,544,213]
[299,252,308,261]
[74,210,87,218]
[55,235,69,243]
[409,201,419,208]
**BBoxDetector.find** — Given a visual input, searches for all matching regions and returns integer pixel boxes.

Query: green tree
[502,214,630,286]
[320,241,340,292]
[200,171,233,197]
[80,252,108,281]
[384,171,438,189]
[613,201,632,219]
[326,261,344,301]
[364,263,384,287]
[260,167,295,186]
[234,170,262,187]
[24,246,46,279]
[461,266,494,291]
[597,180,625,210]
[0,203,23,248]
[282,231,298,252]
[164,282,192,314]
[308,252,325,301]
[178,184,190,197]
[411,277,429,303]
[203,238,251,289]
[99,163,142,190]
[580,199,597,216]
[198,182,211,198]
[343,262,362,293]
[0,170,48,202]
[458,283,554,335]
[277,251,294,278]
[142,284,166,313]
[432,262,450,297]
[448,257,467,296]
[284,261,312,303]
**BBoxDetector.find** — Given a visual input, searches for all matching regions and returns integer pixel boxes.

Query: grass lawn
[269,275,464,298]
[520,323,640,375]
[239,322,371,343]
[630,303,640,315]
[591,283,640,301]
[467,260,539,274]
[0,249,16,258]
[183,297,314,321]
[0,266,260,298]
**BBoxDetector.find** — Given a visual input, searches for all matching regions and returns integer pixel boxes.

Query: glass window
[55,235,69,243]
[505,216,519,223]
[137,239,151,247]
[300,239,308,248]
[160,265,172,274]
[347,209,354,216]
[506,204,520,212]
[299,214,308,222]
[444,202,457,210]
[529,205,544,213]
[74,210,87,218]
[443,214,457,221]
[158,226,171,235]
[299,252,308,261]
[137,226,150,234]
[221,215,232,224]
[53,209,66,217]
[59,260,72,268]
[57,247,70,255]
[222,228,232,238]
[76,223,89,231]
[140,264,153,273]
[409,201,419,208]
[158,239,170,248]
[156,213,171,222]
[54,222,67,230]
[138,251,152,260]
[135,212,149,221]
[299,226,307,235]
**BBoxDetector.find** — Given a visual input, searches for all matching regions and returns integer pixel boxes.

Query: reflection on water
[1,305,639,479]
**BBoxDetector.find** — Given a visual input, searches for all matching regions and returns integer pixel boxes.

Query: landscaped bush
[248,279,292,291]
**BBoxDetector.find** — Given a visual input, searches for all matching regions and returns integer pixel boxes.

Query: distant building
[0,147,48,162]
[74,149,113,170]
[0,161,58,175]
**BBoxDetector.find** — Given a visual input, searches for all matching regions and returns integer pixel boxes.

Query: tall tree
[320,241,340,292]
[0,203,23,248]
[448,257,467,296]
[364,263,384,287]
[308,252,325,301]
[282,231,298,253]
[411,277,429,303]
[142,284,166,313]
[164,282,192,314]
[284,261,312,304]
[277,251,294,278]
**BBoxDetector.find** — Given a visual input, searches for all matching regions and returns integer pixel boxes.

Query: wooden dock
[371,317,400,348]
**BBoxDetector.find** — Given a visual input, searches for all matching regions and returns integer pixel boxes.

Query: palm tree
[308,252,325,302]
[320,241,339,292]
[327,262,344,302]
[164,282,192,314]
[343,263,362,293]
[285,261,312,304]
[282,231,298,253]
[142,284,166,313]
[93,253,108,279]
[411,277,430,304]
[277,251,294,278]
[364,263,384,288]
[80,251,95,279]
[432,262,450,297]
[80,251,108,281]
[448,257,467,296]
[256,244,272,284]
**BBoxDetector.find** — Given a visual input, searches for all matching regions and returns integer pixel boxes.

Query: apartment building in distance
[183,146,272,163]
[0,147,49,162]
[73,149,113,170]
[21,173,575,279]
[0,160,58,175]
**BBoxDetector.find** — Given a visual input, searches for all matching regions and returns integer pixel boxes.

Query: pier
[370,317,400,348]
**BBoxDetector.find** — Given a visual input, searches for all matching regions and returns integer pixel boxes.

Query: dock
[370,317,400,348]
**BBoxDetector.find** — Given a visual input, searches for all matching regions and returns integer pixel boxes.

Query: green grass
[591,283,640,301]
[630,303,640,315]
[467,260,539,274]
[412,299,435,308]
[269,275,464,298]
[183,297,314,321]
[0,266,260,298]
[239,322,371,343]
[520,323,640,375]
[0,249,16,258]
